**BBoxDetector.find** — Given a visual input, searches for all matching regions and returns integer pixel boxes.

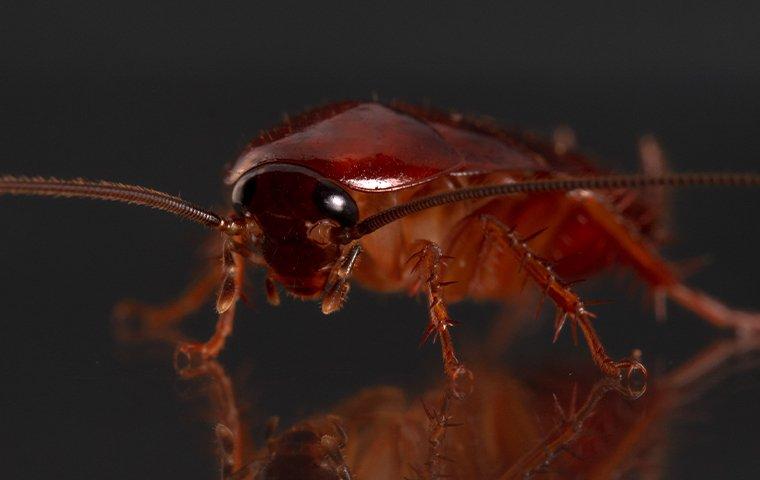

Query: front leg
[175,236,246,366]
[481,216,647,381]
[409,241,474,398]
[321,243,362,314]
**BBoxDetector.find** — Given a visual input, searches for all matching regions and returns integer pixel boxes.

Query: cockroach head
[230,163,359,297]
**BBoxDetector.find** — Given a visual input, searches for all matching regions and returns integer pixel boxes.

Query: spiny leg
[582,337,760,480]
[175,236,246,366]
[481,216,647,380]
[420,387,460,479]
[500,377,640,480]
[572,191,760,335]
[409,241,474,397]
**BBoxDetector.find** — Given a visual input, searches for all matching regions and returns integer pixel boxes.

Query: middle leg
[481,216,647,380]
[408,240,474,397]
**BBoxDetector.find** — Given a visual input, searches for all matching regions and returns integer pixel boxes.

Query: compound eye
[231,171,256,215]
[313,181,359,227]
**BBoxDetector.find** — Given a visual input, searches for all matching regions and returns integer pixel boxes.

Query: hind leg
[572,191,760,334]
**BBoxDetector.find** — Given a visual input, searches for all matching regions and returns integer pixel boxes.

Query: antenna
[348,173,760,240]
[0,175,229,230]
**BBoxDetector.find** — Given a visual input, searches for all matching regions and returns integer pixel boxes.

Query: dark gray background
[1,2,758,478]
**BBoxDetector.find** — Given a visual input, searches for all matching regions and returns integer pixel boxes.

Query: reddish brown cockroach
[2,101,759,393]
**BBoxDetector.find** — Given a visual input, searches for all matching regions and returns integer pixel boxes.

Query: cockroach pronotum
[2,101,759,394]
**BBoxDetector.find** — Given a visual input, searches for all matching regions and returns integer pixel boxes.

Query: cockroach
[2,101,759,393]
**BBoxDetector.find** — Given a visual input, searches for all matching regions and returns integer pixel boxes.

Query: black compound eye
[313,181,359,227]
[231,171,256,215]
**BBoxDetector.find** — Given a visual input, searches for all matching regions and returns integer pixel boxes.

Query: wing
[226,102,598,192]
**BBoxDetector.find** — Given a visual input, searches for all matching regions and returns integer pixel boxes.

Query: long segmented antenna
[348,172,760,240]
[0,175,228,230]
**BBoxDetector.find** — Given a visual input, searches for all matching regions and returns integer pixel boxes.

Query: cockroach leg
[579,338,760,479]
[667,285,760,336]
[174,238,246,367]
[573,193,760,335]
[264,275,280,306]
[320,417,353,480]
[422,388,460,479]
[409,241,474,398]
[501,376,641,480]
[112,266,221,339]
[181,361,243,447]
[174,292,239,367]
[481,216,647,381]
[215,424,238,480]
[177,359,246,479]
[322,243,362,314]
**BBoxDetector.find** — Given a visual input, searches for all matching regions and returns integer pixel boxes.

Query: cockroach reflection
[179,360,353,480]
[2,101,760,392]
[183,337,759,480]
